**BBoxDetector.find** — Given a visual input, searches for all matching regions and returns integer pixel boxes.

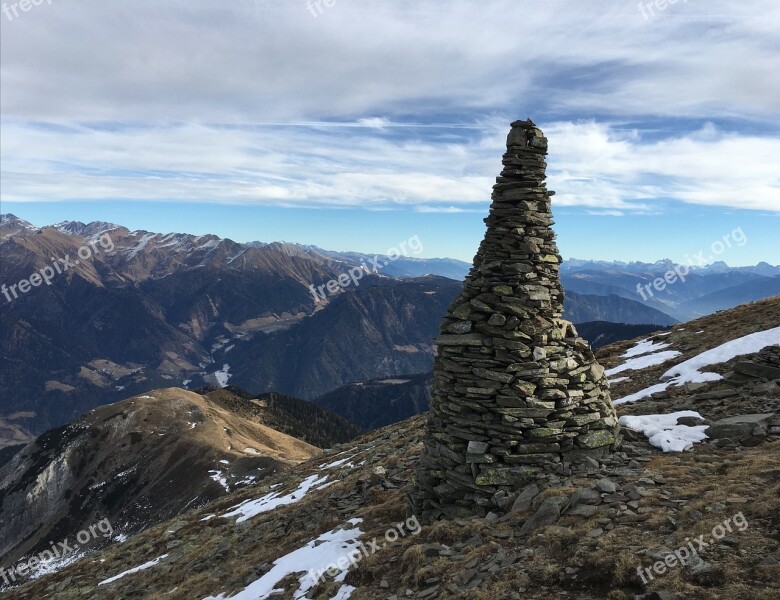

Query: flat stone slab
[707,413,775,441]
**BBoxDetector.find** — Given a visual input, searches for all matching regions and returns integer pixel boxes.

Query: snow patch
[605,350,681,376]
[614,326,780,405]
[208,470,230,492]
[124,233,157,260]
[222,475,330,524]
[622,339,672,358]
[661,326,780,384]
[320,456,356,469]
[203,520,363,600]
[99,554,169,586]
[214,364,232,388]
[613,383,671,406]
[619,411,709,452]
[28,550,87,580]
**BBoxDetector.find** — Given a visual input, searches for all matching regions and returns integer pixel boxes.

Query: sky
[1,0,779,265]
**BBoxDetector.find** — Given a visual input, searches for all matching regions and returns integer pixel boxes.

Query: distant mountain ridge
[560,260,780,321]
[563,290,678,326]
[246,240,473,280]
[561,257,780,277]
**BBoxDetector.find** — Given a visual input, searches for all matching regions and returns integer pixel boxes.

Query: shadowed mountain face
[314,372,433,430]
[0,216,461,442]
[310,322,671,430]
[210,387,364,448]
[227,277,460,399]
[573,321,668,349]
[0,386,359,571]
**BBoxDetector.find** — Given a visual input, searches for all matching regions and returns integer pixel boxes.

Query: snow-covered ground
[614,326,780,405]
[619,411,709,452]
[662,326,780,384]
[27,551,87,581]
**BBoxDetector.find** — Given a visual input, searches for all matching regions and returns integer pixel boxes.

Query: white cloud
[1,120,779,212]
[546,121,780,212]
[2,1,779,122]
[1,1,778,213]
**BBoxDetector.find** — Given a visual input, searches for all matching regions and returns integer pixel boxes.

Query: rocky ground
[2,298,778,600]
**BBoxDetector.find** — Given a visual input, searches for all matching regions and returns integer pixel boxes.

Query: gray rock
[596,479,618,493]
[467,441,489,454]
[686,553,712,575]
[585,528,603,537]
[733,361,780,380]
[676,415,706,426]
[518,495,569,535]
[567,504,598,517]
[511,483,540,513]
[570,487,602,506]
[707,414,774,441]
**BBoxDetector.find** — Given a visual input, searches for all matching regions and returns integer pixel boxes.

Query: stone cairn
[413,119,620,521]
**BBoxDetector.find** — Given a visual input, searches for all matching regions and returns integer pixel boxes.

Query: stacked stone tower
[413,120,619,520]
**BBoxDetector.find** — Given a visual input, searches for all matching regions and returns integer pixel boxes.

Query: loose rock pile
[726,344,780,384]
[414,120,620,520]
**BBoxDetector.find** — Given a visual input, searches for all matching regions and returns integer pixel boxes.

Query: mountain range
[561,258,780,321]
[2,214,777,448]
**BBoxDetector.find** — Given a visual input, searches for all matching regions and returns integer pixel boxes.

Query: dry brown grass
[539,525,580,560]
[400,544,426,572]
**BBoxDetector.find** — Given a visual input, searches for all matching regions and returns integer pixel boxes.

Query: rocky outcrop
[725,344,780,384]
[413,120,620,520]
[706,413,779,446]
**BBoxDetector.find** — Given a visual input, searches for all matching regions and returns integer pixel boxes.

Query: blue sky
[2,1,779,265]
